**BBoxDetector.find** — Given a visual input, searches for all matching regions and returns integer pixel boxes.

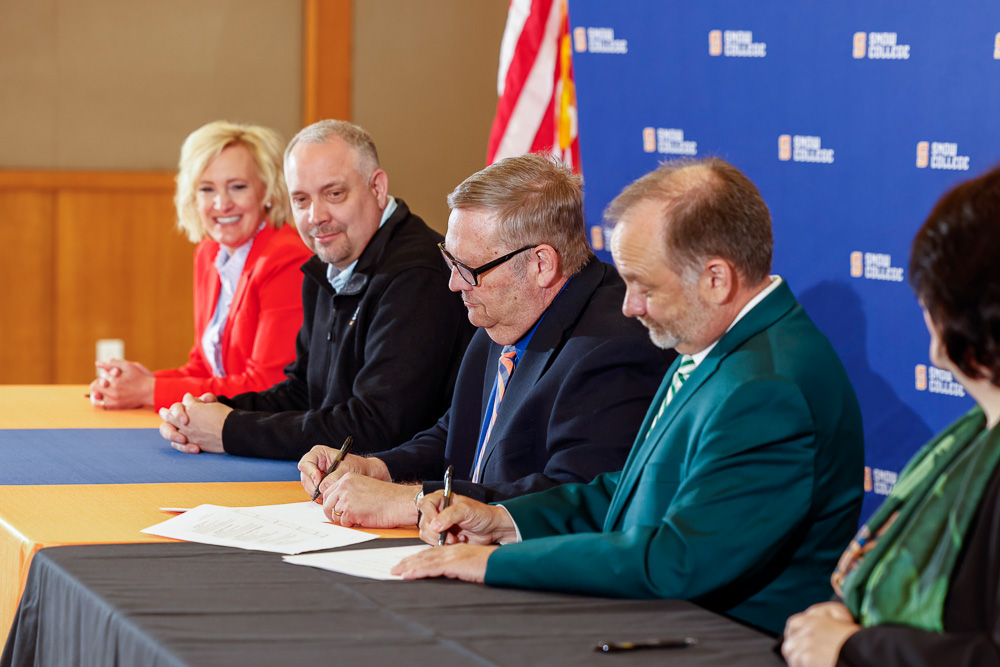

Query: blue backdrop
[568,1,997,520]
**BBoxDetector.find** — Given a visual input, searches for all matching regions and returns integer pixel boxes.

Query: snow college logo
[994,32,1000,59]
[869,468,898,496]
[643,127,697,156]
[850,252,904,282]
[709,30,766,57]
[863,466,899,495]
[778,135,834,164]
[916,364,966,397]
[854,32,910,59]
[916,141,970,171]
[578,27,627,54]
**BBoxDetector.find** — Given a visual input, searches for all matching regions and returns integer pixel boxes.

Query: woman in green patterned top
[782,165,1000,667]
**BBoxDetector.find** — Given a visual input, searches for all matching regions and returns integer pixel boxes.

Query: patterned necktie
[646,355,695,437]
[471,345,518,483]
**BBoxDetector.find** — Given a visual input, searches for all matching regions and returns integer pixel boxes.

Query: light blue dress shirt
[326,196,397,293]
[201,223,266,377]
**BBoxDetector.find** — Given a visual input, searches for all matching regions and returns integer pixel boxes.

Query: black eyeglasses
[438,242,537,287]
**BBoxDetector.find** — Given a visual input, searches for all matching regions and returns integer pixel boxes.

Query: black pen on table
[595,637,698,652]
[310,436,354,502]
[438,464,454,546]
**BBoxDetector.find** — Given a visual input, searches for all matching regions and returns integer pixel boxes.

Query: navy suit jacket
[375,258,675,503]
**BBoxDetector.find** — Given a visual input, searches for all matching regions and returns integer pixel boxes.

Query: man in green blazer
[393,157,864,635]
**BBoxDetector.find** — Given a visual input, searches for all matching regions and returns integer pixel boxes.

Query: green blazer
[486,280,864,634]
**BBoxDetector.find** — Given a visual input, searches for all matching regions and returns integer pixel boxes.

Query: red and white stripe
[487,0,580,170]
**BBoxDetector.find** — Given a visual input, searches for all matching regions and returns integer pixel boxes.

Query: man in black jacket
[158,120,473,459]
[298,153,674,528]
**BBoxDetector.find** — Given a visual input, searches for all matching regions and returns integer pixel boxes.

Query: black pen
[438,464,454,546]
[310,436,354,502]
[595,637,698,652]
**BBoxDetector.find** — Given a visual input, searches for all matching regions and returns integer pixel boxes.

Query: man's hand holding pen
[413,491,515,545]
[298,441,385,500]
[391,491,515,582]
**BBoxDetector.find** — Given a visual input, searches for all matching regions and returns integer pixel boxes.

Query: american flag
[486,0,581,172]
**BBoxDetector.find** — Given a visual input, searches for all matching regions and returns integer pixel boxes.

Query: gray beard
[640,318,681,351]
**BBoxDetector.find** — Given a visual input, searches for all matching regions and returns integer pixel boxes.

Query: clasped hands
[158,392,231,453]
[89,359,155,410]
[298,444,510,583]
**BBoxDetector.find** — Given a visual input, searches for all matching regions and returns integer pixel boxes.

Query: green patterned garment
[839,405,1000,631]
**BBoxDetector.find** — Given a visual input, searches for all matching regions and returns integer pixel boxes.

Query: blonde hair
[175,121,291,242]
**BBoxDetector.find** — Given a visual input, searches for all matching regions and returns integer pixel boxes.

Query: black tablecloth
[2,540,783,666]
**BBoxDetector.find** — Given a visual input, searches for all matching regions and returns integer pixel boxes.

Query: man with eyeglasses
[392,158,864,636]
[157,120,473,459]
[298,153,674,529]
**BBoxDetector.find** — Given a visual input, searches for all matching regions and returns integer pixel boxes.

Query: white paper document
[142,501,378,555]
[283,544,431,580]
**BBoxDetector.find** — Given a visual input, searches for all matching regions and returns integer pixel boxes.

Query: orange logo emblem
[590,226,604,251]
[778,135,792,161]
[573,26,587,53]
[643,127,656,153]
[853,32,867,59]
[850,251,863,277]
[916,141,929,168]
[709,30,723,56]
[915,364,928,391]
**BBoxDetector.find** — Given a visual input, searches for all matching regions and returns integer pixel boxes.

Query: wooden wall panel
[0,191,55,383]
[303,0,352,124]
[352,0,508,233]
[53,188,194,384]
[0,0,303,170]
[0,171,194,385]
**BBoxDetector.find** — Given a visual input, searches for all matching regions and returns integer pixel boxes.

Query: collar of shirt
[214,221,265,283]
[327,196,397,293]
[687,275,783,370]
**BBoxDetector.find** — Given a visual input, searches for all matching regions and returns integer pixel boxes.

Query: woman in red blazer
[89,121,312,410]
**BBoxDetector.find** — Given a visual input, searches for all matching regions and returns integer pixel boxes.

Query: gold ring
[333,510,343,517]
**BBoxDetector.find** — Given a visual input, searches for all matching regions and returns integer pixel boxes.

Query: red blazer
[152,224,312,409]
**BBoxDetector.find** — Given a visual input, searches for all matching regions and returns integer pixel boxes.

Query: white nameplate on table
[142,501,378,555]
[284,544,431,580]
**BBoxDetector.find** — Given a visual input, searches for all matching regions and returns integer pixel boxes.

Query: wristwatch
[413,488,425,524]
